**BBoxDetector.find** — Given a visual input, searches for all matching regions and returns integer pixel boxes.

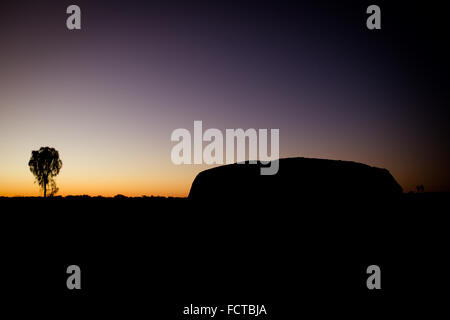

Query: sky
[1,0,449,196]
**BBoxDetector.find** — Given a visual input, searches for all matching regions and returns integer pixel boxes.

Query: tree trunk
[44,182,47,198]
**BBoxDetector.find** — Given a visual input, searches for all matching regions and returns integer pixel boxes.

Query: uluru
[188,157,403,202]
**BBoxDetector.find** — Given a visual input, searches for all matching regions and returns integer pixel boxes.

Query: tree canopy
[28,147,62,197]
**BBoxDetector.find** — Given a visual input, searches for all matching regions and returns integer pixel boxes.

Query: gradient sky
[1,0,449,196]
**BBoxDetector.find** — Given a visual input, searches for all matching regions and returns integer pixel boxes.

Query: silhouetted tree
[28,147,62,197]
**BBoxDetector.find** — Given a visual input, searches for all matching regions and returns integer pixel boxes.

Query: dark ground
[1,193,448,318]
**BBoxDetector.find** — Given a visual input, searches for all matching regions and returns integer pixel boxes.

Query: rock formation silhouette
[188,157,402,202]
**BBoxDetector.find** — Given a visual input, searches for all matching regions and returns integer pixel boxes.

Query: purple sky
[1,0,449,196]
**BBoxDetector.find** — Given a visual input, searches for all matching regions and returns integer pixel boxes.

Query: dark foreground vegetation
[1,190,448,317]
